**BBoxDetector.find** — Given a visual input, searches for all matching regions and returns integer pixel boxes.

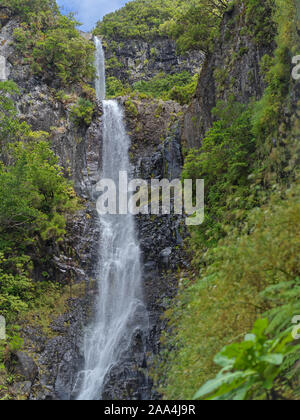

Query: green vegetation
[94,0,182,41]
[133,72,199,105]
[0,81,78,322]
[182,99,256,247]
[106,77,131,98]
[1,0,299,402]
[1,0,58,20]
[160,0,229,53]
[4,0,95,86]
[156,0,300,401]
[157,181,300,399]
[106,72,199,105]
[245,0,277,45]
[95,0,229,53]
[195,318,299,400]
[0,79,78,391]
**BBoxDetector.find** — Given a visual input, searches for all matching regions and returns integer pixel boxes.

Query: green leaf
[194,371,252,400]
[259,354,283,365]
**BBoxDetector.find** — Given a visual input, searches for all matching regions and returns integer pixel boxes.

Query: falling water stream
[76,37,148,401]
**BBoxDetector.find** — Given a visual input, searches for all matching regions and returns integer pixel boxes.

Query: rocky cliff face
[184,2,276,148]
[0,14,104,400]
[104,37,204,85]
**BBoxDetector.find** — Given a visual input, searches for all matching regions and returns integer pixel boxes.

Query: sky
[56,0,129,32]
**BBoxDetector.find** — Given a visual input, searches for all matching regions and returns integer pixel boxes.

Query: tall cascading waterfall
[76,37,148,400]
[94,37,106,100]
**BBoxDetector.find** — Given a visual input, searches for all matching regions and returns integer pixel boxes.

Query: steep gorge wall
[184,1,276,148]
[104,37,204,85]
[0,11,190,399]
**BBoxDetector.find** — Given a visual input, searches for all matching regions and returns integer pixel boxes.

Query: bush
[106,77,130,98]
[11,4,95,86]
[133,72,197,105]
[182,98,256,248]
[70,98,94,126]
[195,319,299,400]
[2,0,58,20]
[94,0,182,40]
[0,141,78,247]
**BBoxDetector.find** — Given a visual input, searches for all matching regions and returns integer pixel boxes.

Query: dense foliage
[133,72,199,105]
[0,80,78,392]
[1,0,58,20]
[70,98,94,126]
[195,318,300,400]
[106,72,199,105]
[94,0,182,40]
[160,0,229,53]
[95,0,229,53]
[156,0,300,400]
[156,181,300,399]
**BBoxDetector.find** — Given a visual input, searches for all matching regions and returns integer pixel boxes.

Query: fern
[260,278,300,335]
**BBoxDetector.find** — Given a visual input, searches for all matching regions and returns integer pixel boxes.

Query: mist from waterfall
[76,37,148,401]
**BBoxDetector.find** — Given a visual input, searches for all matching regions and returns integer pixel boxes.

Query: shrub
[133,72,197,105]
[0,140,78,248]
[182,98,256,249]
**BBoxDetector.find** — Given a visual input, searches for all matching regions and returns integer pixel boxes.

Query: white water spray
[76,37,147,401]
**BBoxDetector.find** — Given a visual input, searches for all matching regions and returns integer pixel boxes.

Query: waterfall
[76,38,148,401]
[94,37,106,100]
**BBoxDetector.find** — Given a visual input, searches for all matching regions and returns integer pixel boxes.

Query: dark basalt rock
[0,14,184,401]
[100,116,188,400]
[15,352,38,383]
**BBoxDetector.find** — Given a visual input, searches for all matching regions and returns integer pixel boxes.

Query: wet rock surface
[101,109,188,400]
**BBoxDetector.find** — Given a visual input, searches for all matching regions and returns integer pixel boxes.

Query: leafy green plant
[0,140,78,246]
[160,0,229,53]
[125,100,138,117]
[0,81,31,145]
[2,0,58,21]
[261,278,300,336]
[245,0,277,45]
[194,319,298,400]
[156,181,300,399]
[94,0,183,40]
